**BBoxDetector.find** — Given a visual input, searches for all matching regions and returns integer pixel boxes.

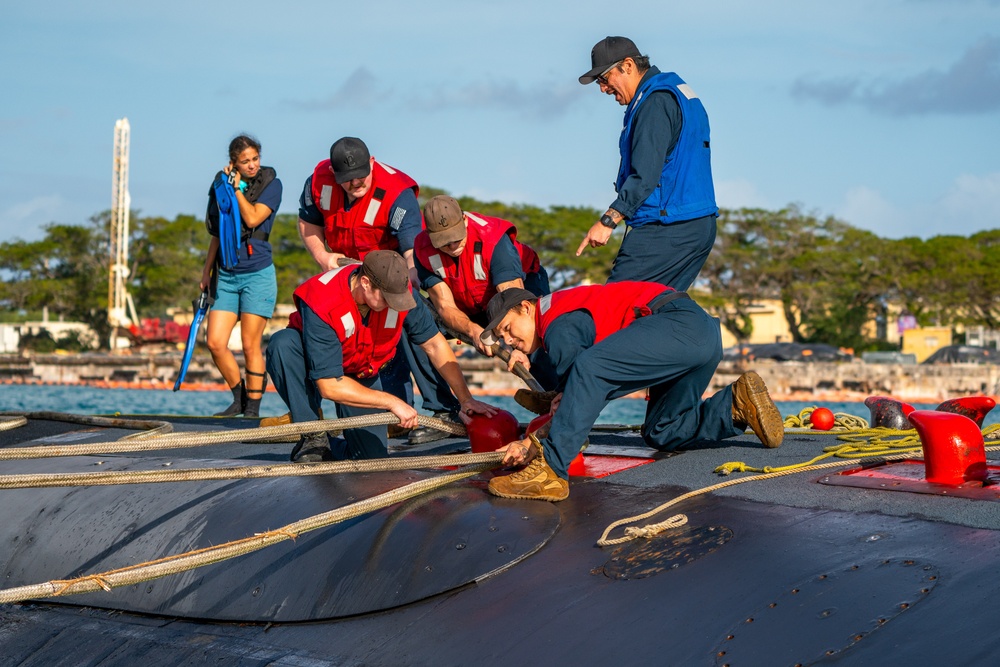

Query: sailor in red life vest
[297,137,423,285]
[414,195,551,373]
[296,137,462,443]
[265,250,496,462]
[479,284,785,501]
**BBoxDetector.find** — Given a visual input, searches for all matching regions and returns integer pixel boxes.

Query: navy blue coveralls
[265,290,440,460]
[539,295,743,480]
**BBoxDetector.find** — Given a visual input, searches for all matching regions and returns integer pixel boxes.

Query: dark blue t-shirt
[210,177,283,274]
[298,176,422,253]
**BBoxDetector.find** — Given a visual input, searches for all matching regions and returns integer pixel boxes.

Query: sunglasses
[596,60,623,85]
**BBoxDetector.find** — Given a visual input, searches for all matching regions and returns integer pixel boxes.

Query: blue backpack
[211,172,242,270]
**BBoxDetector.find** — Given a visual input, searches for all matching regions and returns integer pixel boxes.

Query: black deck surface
[2,415,1000,665]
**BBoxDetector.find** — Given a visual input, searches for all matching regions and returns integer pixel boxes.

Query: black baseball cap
[329,137,371,184]
[579,36,642,84]
[482,288,539,334]
[362,250,416,312]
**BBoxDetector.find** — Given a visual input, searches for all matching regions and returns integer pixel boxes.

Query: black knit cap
[579,36,641,84]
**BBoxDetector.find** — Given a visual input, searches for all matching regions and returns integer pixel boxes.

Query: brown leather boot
[731,371,784,448]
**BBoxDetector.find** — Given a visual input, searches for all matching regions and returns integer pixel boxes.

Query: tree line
[0,193,995,352]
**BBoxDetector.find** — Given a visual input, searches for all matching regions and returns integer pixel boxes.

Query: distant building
[902,327,953,363]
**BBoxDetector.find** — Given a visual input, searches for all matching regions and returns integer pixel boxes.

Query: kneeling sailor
[266,250,496,462]
[481,283,784,501]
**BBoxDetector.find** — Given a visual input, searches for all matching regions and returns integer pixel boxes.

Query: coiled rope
[782,406,869,431]
[598,406,1000,547]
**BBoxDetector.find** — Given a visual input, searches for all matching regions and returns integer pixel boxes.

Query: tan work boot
[488,445,569,502]
[260,408,324,428]
[731,371,784,448]
[514,389,559,415]
[259,412,291,427]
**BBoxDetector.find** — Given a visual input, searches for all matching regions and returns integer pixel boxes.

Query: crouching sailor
[266,250,496,462]
[481,283,784,501]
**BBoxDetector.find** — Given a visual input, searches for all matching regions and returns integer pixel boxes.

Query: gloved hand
[227,168,241,190]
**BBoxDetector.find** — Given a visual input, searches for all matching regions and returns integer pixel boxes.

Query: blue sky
[2,0,998,243]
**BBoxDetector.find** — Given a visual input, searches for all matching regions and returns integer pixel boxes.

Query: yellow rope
[598,414,1000,546]
[782,406,869,430]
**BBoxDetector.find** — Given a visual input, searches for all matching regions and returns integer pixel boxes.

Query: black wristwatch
[599,213,617,229]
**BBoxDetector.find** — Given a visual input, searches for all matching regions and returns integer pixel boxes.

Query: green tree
[0,216,108,337]
[130,214,206,315]
[702,205,891,351]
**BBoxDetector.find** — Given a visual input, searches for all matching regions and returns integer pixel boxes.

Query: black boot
[290,431,332,462]
[243,370,267,418]
[214,379,246,417]
[408,410,459,445]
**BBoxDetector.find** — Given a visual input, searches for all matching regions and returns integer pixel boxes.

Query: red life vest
[413,212,542,318]
[289,266,405,378]
[535,281,671,345]
[310,159,419,259]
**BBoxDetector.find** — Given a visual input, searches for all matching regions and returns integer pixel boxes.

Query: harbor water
[2,384,988,427]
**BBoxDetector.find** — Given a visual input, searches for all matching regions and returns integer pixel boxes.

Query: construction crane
[108,117,139,348]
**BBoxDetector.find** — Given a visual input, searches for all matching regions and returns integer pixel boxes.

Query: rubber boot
[214,379,246,417]
[243,370,267,418]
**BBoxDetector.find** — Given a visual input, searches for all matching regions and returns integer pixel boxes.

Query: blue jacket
[616,72,718,226]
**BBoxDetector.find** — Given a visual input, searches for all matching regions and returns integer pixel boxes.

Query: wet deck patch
[602,525,733,579]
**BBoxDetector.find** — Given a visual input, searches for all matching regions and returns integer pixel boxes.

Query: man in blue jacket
[576,36,718,291]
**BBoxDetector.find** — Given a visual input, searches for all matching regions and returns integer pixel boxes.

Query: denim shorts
[212,263,277,318]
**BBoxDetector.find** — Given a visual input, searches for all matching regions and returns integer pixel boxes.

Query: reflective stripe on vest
[341,312,355,338]
[429,254,446,279]
[473,253,486,280]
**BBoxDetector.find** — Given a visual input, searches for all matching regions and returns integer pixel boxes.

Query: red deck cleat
[907,410,988,485]
[935,396,996,428]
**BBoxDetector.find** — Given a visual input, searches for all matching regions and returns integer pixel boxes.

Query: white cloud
[715,179,772,210]
[0,195,65,241]
[941,172,1000,224]
[835,172,1000,238]
[836,186,901,237]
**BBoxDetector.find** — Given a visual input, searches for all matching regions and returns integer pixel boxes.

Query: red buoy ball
[467,409,522,453]
[810,407,835,430]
